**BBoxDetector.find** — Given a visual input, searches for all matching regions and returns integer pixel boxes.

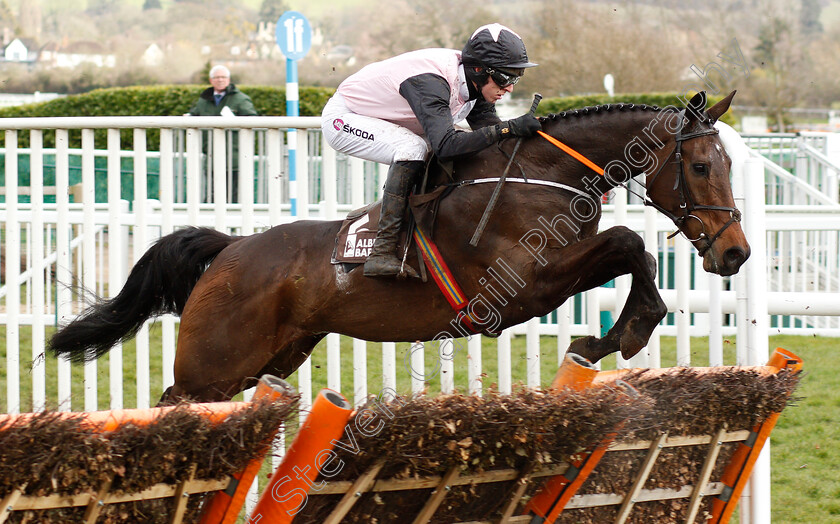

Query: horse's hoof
[619,325,646,359]
[568,336,599,362]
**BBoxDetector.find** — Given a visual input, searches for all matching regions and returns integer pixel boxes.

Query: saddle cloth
[331,203,380,264]
[330,185,449,266]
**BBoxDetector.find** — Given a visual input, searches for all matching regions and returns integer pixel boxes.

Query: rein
[534,113,741,257]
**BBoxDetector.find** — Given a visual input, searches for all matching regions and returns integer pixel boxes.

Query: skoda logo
[333,118,344,131]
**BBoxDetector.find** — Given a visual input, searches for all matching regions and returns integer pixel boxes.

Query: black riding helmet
[462,24,537,96]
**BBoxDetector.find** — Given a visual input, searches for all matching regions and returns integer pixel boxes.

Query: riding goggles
[486,68,521,88]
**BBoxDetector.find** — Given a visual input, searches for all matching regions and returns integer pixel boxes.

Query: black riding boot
[364,160,424,278]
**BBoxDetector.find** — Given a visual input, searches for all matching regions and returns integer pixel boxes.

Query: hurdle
[0,375,296,524]
[287,348,801,523]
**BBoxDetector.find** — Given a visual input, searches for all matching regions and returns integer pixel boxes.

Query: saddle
[330,158,500,336]
[330,159,454,275]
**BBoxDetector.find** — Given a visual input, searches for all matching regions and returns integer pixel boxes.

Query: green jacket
[188,84,258,116]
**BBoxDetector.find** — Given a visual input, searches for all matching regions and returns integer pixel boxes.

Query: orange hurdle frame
[523,348,802,524]
[198,375,296,524]
[524,353,634,522]
[248,388,353,524]
[708,348,803,524]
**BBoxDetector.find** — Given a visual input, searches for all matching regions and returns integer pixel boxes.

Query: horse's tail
[49,227,240,363]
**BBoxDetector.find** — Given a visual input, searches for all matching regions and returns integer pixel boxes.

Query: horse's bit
[640,110,742,258]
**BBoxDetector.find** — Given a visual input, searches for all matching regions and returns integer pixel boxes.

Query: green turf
[0,328,835,521]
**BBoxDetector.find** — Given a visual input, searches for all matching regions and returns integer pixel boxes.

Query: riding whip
[469,92,542,247]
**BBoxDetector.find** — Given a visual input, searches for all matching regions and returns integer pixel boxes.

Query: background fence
[1,116,838,523]
[0,116,839,415]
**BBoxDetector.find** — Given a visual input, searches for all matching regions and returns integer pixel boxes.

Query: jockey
[321,23,540,278]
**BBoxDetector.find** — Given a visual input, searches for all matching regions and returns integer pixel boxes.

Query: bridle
[639,110,742,258]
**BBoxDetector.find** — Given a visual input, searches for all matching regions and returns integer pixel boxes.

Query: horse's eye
[692,163,708,176]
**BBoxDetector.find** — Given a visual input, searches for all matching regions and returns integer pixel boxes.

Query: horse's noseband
[644,111,741,258]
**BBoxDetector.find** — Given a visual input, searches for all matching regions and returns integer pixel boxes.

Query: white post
[675,234,691,367]
[186,128,201,225]
[297,356,312,419]
[382,341,396,395]
[824,133,840,204]
[526,318,540,387]
[82,129,97,411]
[743,157,771,524]
[5,130,20,414]
[498,328,512,394]
[159,129,176,392]
[708,274,724,366]
[55,129,72,411]
[734,159,749,367]
[326,333,341,392]
[267,128,283,226]
[410,341,425,394]
[353,338,367,406]
[213,128,227,229]
[133,129,150,409]
[30,129,46,412]
[468,334,483,395]
[239,129,255,233]
[107,129,124,409]
[556,301,571,366]
[440,338,455,394]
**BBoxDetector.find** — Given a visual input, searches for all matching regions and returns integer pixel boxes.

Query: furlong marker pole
[287,57,299,217]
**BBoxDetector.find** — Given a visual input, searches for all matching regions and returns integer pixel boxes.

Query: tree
[800,0,823,37]
[345,0,494,65]
[749,16,808,131]
[515,0,692,97]
[0,0,15,27]
[258,0,288,23]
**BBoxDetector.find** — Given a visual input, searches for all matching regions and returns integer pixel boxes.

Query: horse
[49,91,749,403]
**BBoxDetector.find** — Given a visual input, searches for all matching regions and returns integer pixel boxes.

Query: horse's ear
[685,91,707,123]
[707,90,737,123]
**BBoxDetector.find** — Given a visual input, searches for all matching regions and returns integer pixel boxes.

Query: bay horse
[49,91,749,403]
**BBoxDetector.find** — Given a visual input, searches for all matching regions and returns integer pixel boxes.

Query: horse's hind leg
[159,333,326,405]
[561,226,667,363]
[254,334,326,380]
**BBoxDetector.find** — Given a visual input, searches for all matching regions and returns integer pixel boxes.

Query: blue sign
[275,11,312,61]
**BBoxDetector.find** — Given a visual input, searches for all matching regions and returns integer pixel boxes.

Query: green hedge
[0,86,733,149]
[0,86,733,121]
[0,85,335,149]
[0,85,335,118]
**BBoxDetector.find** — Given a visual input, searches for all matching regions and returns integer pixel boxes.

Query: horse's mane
[539,103,680,123]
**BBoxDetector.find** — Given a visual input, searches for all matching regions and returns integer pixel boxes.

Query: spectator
[188,65,257,202]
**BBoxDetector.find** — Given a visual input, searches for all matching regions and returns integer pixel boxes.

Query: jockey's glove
[498,113,541,138]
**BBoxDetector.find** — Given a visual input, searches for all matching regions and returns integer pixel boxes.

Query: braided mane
[539,103,680,122]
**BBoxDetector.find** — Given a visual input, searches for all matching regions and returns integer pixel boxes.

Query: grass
[0,328,836,521]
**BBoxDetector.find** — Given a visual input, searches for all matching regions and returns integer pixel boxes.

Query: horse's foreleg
[561,227,666,363]
[596,250,666,359]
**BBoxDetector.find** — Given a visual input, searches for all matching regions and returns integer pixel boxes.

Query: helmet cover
[462,23,537,69]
